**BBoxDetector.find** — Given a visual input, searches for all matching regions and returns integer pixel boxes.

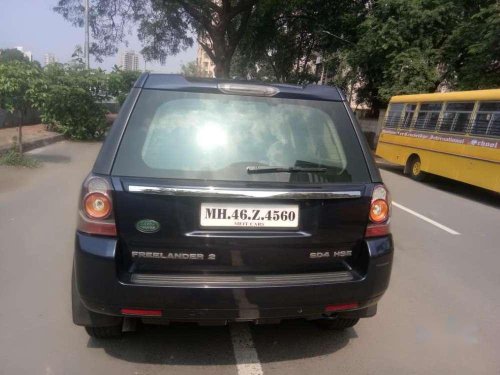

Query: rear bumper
[73,232,393,324]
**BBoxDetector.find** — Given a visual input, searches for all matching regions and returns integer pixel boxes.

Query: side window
[472,101,500,138]
[401,104,416,128]
[414,103,442,131]
[384,103,404,128]
[439,102,475,133]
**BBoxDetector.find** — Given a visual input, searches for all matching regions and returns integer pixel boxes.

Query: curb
[0,134,65,154]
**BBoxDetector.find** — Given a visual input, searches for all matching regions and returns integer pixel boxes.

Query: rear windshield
[112,90,370,184]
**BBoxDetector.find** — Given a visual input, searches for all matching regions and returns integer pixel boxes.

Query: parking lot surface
[0,141,499,374]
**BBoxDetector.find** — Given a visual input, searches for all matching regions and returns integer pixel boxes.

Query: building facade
[44,53,57,66]
[196,45,215,78]
[118,50,140,71]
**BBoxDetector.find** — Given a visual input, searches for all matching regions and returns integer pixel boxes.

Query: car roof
[135,73,346,102]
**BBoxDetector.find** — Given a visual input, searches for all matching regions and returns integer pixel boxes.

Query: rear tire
[407,156,426,181]
[315,318,359,330]
[85,325,122,339]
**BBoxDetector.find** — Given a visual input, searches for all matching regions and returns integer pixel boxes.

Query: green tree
[321,50,361,104]
[54,0,258,78]
[0,61,42,153]
[180,60,201,77]
[444,2,500,89]
[70,45,85,67]
[33,64,108,140]
[350,0,499,110]
[232,0,368,83]
[108,66,142,105]
[0,49,30,64]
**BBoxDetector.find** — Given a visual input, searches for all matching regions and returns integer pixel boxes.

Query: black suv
[72,74,393,338]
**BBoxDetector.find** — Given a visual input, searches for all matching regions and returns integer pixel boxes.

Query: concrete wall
[356,109,386,149]
[0,108,41,128]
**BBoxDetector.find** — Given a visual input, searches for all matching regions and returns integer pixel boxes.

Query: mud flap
[72,266,122,327]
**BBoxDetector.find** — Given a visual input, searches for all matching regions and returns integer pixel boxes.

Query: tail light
[365,185,391,238]
[77,175,117,236]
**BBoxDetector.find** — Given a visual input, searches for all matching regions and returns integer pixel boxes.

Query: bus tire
[407,156,426,181]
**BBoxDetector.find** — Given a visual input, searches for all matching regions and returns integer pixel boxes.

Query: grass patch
[0,149,40,168]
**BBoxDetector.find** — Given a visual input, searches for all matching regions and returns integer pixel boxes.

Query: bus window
[471,102,500,137]
[401,104,416,128]
[414,103,442,131]
[439,102,475,133]
[385,103,404,128]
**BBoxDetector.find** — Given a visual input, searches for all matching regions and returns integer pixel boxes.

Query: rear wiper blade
[246,166,327,174]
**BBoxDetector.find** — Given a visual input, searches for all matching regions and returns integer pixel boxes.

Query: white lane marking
[230,324,264,375]
[393,201,460,235]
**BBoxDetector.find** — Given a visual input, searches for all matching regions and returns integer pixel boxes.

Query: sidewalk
[0,124,64,153]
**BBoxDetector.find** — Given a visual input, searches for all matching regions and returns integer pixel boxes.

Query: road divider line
[392,201,460,235]
[230,323,264,375]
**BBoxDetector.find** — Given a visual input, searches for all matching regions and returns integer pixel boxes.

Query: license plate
[200,203,299,228]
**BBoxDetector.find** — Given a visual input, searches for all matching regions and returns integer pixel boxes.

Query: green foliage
[377,48,440,101]
[0,148,40,168]
[54,0,258,78]
[0,61,42,115]
[180,61,200,77]
[108,66,141,105]
[0,61,42,153]
[232,0,368,83]
[42,0,500,109]
[322,51,360,101]
[32,64,108,140]
[351,0,499,108]
[0,49,30,63]
[70,45,86,67]
[444,2,500,90]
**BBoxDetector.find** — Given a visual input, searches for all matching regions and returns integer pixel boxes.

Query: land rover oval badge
[135,219,160,234]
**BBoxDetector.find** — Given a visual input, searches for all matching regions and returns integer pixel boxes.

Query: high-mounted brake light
[365,185,391,238]
[218,83,279,97]
[77,175,117,236]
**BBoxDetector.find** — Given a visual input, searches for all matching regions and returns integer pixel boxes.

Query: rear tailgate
[113,178,371,275]
[109,86,374,276]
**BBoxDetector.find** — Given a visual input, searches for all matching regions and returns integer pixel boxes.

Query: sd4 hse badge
[310,250,352,259]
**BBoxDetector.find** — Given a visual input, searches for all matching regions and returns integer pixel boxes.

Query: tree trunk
[214,59,231,79]
[18,112,23,154]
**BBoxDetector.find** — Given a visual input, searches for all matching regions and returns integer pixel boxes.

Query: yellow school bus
[376,89,500,192]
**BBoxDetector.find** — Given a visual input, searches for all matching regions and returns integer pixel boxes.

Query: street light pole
[84,0,90,69]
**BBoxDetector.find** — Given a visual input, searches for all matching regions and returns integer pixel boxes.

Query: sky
[0,0,197,72]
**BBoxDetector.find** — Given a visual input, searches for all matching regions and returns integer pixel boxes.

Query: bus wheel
[407,156,426,181]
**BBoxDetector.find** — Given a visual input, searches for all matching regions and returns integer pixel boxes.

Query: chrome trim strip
[185,230,312,238]
[127,185,362,199]
[131,271,355,288]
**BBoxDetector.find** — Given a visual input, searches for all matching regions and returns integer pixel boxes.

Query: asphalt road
[1,141,499,375]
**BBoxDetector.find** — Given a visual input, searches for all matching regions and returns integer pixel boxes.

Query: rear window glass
[112,90,370,184]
